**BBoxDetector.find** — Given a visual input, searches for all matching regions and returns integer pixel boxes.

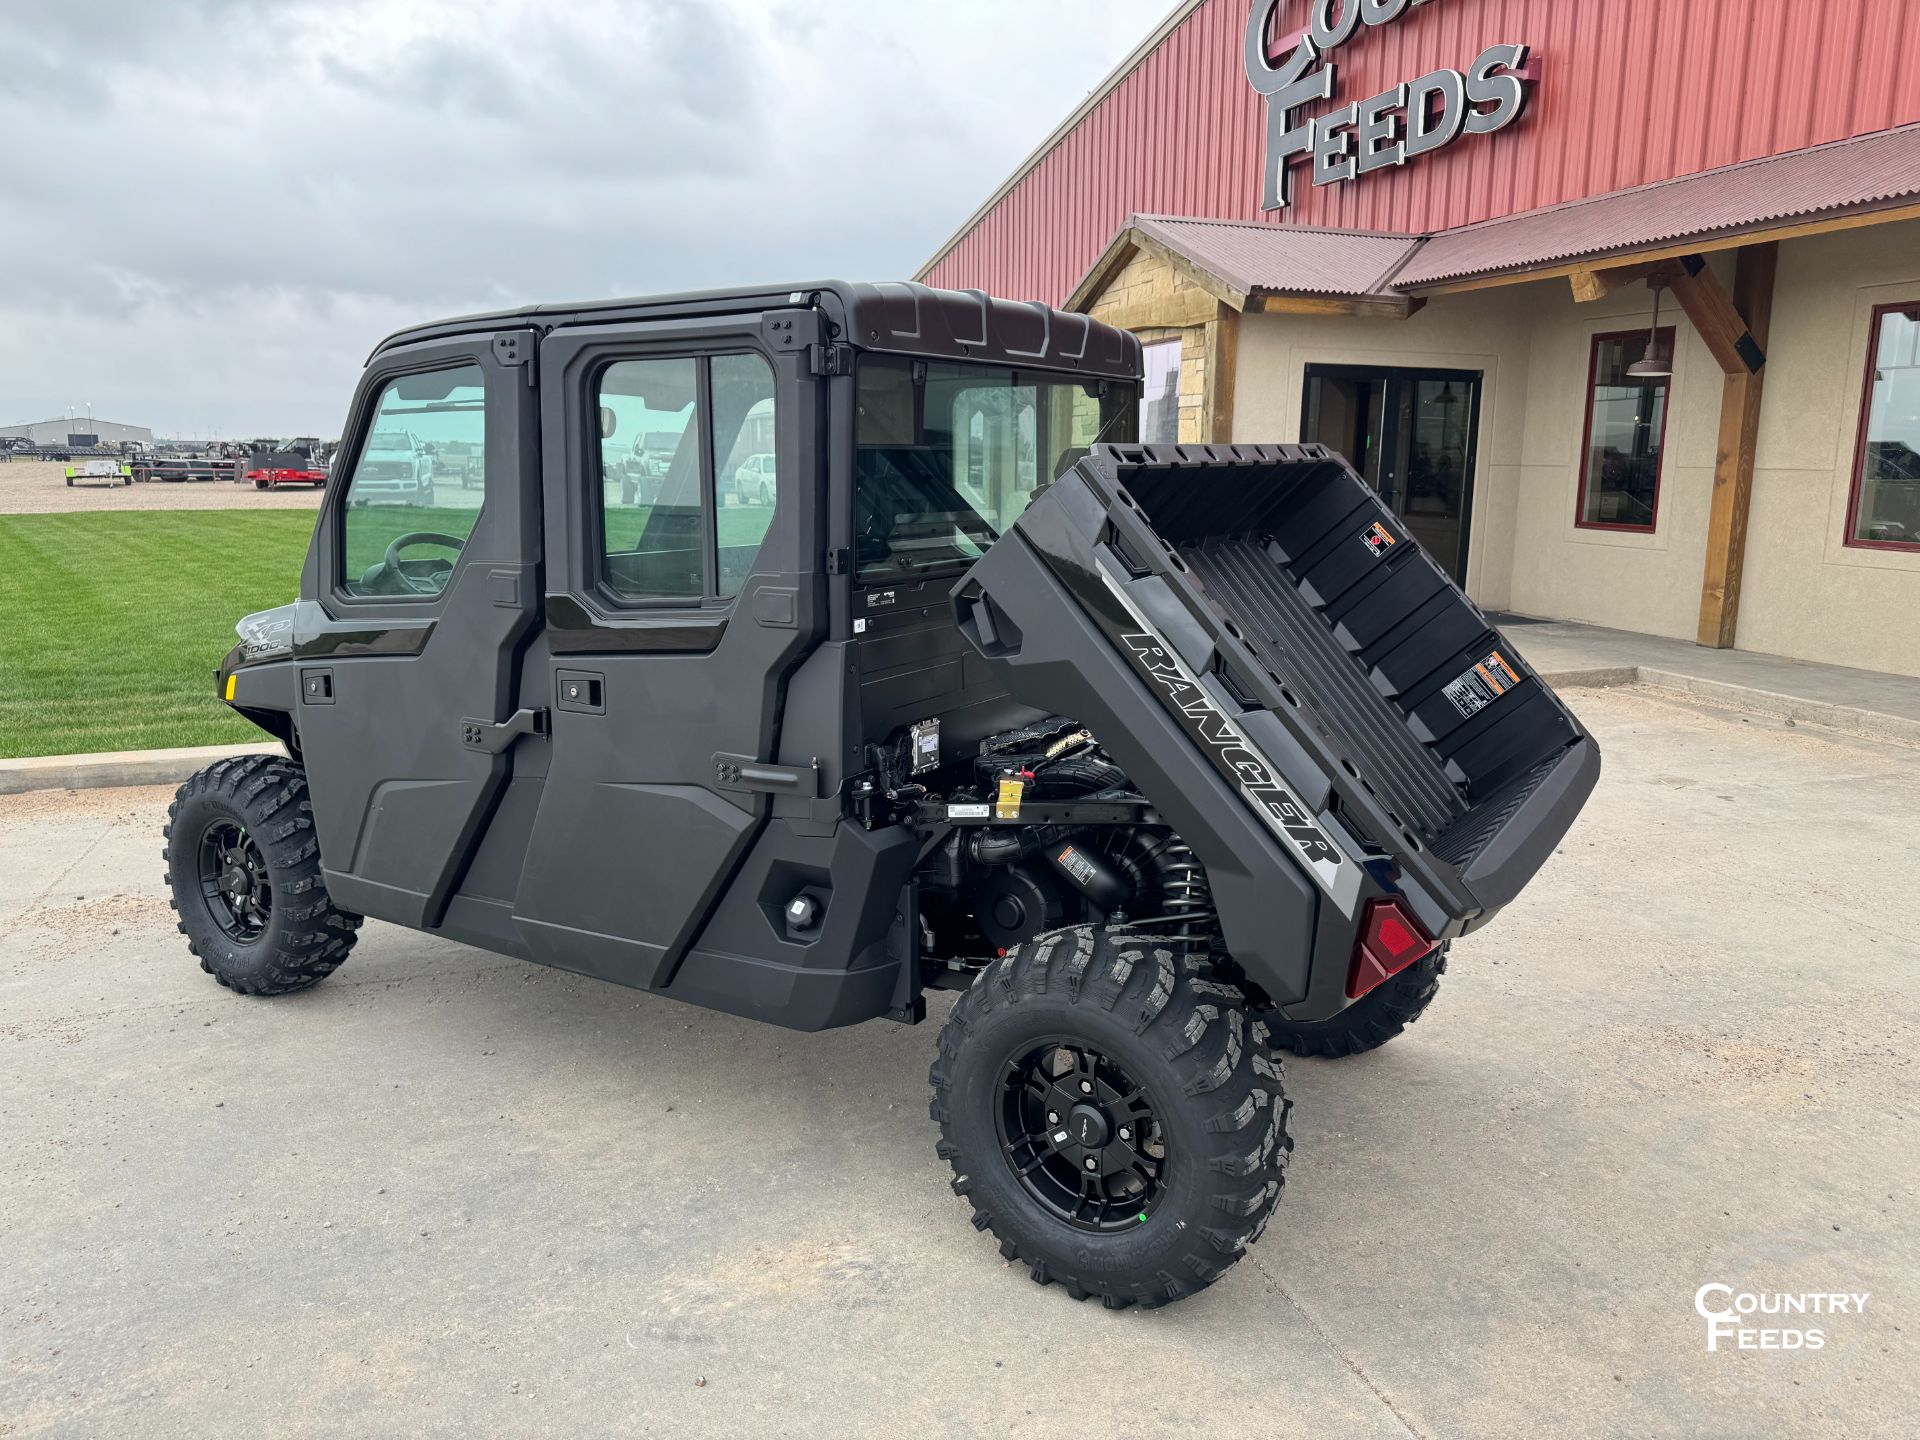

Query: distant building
[0,416,155,447]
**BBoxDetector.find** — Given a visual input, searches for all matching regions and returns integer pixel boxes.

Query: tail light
[1346,897,1436,1000]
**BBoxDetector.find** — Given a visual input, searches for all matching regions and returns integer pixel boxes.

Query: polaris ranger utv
[166,282,1598,1309]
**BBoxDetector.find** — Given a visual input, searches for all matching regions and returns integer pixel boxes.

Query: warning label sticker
[1443,650,1523,718]
[1361,521,1397,558]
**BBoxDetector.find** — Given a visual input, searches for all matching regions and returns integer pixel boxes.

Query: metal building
[0,415,155,448]
[921,0,1920,679]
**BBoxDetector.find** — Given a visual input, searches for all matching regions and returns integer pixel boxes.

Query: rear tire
[931,927,1291,1310]
[164,755,361,996]
[1263,948,1447,1058]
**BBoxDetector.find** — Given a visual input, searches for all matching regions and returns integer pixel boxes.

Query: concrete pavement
[1,684,1915,1438]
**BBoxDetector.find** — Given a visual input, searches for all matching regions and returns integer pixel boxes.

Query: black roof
[371,280,1143,380]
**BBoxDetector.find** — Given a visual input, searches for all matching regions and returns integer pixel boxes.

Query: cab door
[292,331,542,929]
[510,310,825,990]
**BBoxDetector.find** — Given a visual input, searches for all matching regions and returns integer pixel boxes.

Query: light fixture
[1626,276,1673,378]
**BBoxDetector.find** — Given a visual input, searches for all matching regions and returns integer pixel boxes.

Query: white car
[733,453,776,506]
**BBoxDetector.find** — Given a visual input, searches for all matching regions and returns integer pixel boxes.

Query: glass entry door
[1301,365,1481,583]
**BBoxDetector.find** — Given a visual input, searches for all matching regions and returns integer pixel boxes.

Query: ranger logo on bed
[1120,632,1348,895]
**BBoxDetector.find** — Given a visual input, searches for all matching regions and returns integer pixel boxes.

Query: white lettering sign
[1244,0,1531,209]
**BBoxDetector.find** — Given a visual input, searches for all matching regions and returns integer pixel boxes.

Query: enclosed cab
[169,281,1596,1310]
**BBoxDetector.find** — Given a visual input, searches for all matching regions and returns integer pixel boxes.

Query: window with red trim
[1575,329,1673,532]
[1847,302,1920,551]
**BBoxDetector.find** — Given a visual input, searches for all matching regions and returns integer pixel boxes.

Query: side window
[341,364,486,597]
[598,357,701,600]
[712,353,777,599]
[1140,339,1182,444]
[1575,329,1672,532]
[1848,302,1920,550]
[595,352,777,602]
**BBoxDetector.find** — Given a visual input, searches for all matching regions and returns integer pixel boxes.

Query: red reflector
[1346,898,1435,1000]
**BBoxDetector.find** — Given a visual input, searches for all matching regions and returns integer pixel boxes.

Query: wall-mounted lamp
[1626,276,1673,378]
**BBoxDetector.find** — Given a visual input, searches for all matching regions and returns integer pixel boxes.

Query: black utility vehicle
[167,282,1598,1308]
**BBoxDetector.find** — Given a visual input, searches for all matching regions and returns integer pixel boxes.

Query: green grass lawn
[0,500,782,760]
[0,512,315,758]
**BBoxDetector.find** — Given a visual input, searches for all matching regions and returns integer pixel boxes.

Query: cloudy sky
[1,0,1169,438]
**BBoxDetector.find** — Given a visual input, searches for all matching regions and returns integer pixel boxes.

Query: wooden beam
[1407,198,1920,298]
[1667,257,1766,375]
[1207,302,1239,444]
[1249,291,1424,320]
[1696,243,1779,649]
[1568,259,1686,303]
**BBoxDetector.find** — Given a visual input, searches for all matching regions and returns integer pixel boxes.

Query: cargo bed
[956,443,1599,993]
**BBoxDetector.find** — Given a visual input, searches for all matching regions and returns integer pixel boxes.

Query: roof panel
[1397,122,1920,286]
[1130,215,1422,298]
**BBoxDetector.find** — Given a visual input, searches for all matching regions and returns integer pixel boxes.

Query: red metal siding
[922,0,1920,305]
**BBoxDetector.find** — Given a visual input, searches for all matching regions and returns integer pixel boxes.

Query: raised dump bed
[958,442,1600,940]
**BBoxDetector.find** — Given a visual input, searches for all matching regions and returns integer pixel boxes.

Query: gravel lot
[1,685,1914,1438]
[0,460,325,515]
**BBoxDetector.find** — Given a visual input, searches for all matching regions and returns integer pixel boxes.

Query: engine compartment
[854,715,1226,991]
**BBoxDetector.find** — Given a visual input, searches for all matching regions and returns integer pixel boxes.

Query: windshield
[854,357,1138,581]
[368,431,413,452]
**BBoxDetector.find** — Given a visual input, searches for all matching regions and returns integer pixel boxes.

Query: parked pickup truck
[346,429,432,504]
[166,281,1598,1311]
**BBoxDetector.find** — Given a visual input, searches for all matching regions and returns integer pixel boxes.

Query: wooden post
[1207,302,1240,444]
[1694,243,1778,649]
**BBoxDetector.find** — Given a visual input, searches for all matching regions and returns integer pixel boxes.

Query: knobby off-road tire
[1262,947,1448,1059]
[930,926,1291,1310]
[163,754,361,996]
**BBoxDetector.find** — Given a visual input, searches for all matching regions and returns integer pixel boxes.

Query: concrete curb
[0,743,284,797]
[1543,666,1920,746]
[2,669,1911,797]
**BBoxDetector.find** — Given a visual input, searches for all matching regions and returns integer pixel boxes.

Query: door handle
[461,708,549,754]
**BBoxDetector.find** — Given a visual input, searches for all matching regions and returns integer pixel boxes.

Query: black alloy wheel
[931,926,1291,1309]
[165,754,361,996]
[198,819,270,942]
[997,1038,1165,1232]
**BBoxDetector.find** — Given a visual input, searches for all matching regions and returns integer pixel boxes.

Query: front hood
[223,602,298,673]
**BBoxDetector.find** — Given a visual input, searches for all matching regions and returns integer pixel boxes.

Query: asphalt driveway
[1,684,1915,1438]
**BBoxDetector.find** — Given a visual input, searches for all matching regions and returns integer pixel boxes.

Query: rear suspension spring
[1159,839,1211,944]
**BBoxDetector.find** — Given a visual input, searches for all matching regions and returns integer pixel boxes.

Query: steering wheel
[380,531,467,595]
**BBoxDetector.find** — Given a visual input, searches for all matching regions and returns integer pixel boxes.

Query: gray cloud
[0,0,1166,436]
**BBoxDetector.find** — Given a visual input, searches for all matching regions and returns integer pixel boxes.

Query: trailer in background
[128,455,242,483]
[64,460,133,487]
[245,450,327,489]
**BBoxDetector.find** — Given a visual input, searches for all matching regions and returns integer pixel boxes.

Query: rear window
[853,357,1136,582]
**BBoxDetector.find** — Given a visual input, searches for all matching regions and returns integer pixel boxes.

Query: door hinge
[825,546,851,576]
[460,707,548,754]
[807,342,854,378]
[492,329,538,385]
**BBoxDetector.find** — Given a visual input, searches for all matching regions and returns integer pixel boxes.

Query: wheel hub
[996,1039,1167,1232]
[1066,1103,1109,1150]
[197,821,270,943]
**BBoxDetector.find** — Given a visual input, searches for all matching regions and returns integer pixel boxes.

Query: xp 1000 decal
[1096,570,1359,916]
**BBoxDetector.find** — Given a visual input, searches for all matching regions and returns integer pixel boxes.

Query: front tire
[164,755,361,996]
[931,927,1291,1310]
[1263,948,1447,1058]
